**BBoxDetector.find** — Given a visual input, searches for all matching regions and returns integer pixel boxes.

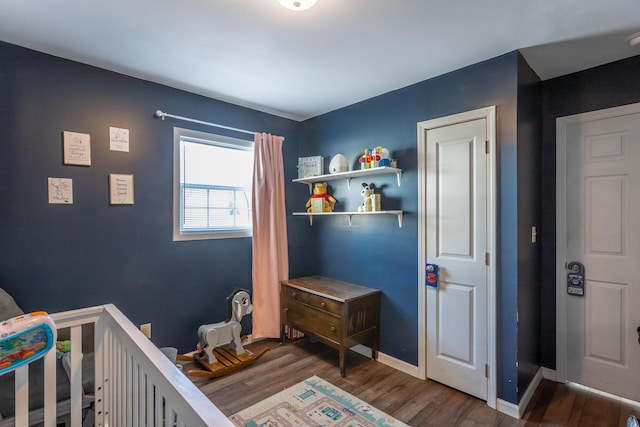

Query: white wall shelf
[293,166,402,192]
[293,211,404,228]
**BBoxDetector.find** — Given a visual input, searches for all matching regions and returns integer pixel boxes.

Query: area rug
[229,375,409,427]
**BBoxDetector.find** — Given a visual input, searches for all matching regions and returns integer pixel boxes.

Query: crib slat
[146,373,153,426]
[43,347,57,427]
[93,315,106,427]
[15,364,29,427]
[133,361,140,427]
[70,325,83,426]
[155,387,163,427]
[118,340,125,427]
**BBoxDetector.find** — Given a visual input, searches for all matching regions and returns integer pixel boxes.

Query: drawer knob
[320,302,326,308]
[291,292,297,298]
[330,326,336,332]
[284,308,289,312]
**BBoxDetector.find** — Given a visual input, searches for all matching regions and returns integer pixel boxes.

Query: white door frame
[555,101,640,383]
[417,105,497,409]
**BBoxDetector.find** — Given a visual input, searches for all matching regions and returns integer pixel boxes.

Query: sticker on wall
[109,174,134,205]
[109,127,129,152]
[48,178,73,204]
[63,131,91,166]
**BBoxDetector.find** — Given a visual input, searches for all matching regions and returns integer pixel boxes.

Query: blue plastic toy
[0,312,57,375]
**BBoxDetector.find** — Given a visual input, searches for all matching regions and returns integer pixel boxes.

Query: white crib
[4,304,233,427]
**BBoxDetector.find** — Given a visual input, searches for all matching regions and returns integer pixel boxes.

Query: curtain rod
[154,110,257,136]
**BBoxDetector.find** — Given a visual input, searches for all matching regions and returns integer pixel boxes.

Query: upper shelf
[293,166,402,191]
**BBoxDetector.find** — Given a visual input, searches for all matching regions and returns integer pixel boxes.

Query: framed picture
[297,156,324,178]
[109,174,134,205]
[109,126,130,152]
[63,131,91,166]
[310,198,325,213]
[48,178,73,204]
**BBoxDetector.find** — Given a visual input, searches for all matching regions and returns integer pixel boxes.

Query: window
[173,127,254,240]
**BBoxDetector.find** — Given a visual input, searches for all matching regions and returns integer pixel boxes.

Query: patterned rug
[229,375,409,427]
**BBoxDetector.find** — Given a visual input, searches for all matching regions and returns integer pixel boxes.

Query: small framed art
[48,178,73,204]
[63,131,91,166]
[109,174,134,205]
[109,126,129,152]
[297,156,324,178]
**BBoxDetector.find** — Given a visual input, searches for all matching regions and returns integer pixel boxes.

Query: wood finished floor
[182,338,640,426]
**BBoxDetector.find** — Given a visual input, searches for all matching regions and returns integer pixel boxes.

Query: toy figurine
[378,147,391,167]
[196,289,253,364]
[306,182,337,212]
[359,149,372,169]
[179,289,269,379]
[358,183,375,212]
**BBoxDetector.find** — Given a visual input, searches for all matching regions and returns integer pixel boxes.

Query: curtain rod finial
[154,110,165,120]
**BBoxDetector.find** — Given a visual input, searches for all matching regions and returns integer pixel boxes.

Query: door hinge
[485,364,489,378]
[485,140,489,154]
[485,252,490,266]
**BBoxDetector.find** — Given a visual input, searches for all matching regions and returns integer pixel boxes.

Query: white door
[560,105,640,400]
[424,117,489,400]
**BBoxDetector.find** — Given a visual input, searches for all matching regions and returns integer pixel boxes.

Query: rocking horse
[178,289,269,379]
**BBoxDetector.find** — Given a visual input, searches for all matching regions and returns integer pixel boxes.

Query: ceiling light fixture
[627,32,640,47]
[278,0,317,11]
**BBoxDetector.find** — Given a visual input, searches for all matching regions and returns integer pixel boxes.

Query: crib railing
[10,304,233,427]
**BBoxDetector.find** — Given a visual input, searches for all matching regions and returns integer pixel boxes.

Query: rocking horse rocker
[179,289,269,379]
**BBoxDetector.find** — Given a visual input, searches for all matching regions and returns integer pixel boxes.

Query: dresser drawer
[282,300,341,342]
[281,285,341,316]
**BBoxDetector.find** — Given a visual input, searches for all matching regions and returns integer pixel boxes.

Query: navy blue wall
[0,41,310,352]
[303,52,523,403]
[539,54,640,369]
[1,38,566,405]
[516,53,542,400]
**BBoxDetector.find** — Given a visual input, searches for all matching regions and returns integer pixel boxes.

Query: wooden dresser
[280,276,381,377]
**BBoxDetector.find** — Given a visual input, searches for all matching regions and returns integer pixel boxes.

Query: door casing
[417,106,497,409]
[555,101,640,386]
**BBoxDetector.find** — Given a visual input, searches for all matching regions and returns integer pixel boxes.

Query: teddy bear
[306,182,337,212]
[358,183,375,212]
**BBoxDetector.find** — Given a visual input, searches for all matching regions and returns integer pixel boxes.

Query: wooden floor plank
[181,338,638,426]
[540,381,575,425]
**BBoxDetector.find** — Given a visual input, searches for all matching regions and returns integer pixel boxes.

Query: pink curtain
[251,132,289,339]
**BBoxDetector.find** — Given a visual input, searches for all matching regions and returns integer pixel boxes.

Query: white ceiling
[1,0,639,121]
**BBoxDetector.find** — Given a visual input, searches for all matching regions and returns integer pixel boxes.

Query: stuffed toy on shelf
[306,182,337,212]
[358,183,375,212]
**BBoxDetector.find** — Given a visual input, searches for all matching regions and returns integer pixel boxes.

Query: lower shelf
[293,211,403,227]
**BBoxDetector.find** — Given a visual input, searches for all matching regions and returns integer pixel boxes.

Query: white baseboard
[494,368,541,419]
[377,351,421,378]
[496,398,520,419]
[542,367,557,381]
[350,344,421,378]
[496,367,544,419]
[520,367,544,418]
